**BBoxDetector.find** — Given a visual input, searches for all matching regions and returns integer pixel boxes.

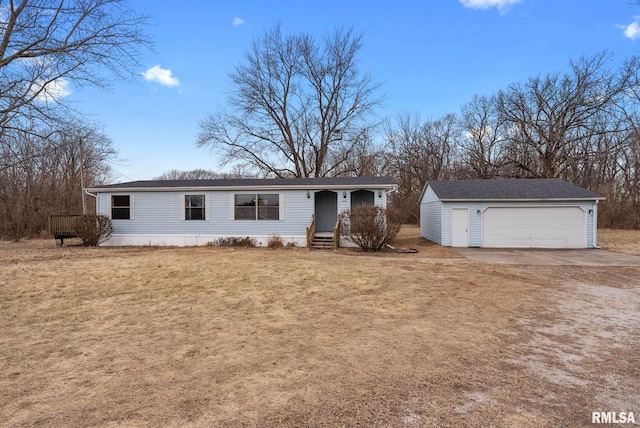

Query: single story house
[419,178,604,249]
[86,177,397,247]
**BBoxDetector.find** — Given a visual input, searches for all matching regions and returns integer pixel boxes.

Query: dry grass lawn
[389,224,463,258]
[1,229,639,427]
[599,228,640,255]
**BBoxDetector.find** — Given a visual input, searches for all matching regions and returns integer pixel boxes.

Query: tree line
[197,26,640,229]
[383,52,640,227]
[0,124,116,240]
[3,14,640,240]
[0,0,148,240]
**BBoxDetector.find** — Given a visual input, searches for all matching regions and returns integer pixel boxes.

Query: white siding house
[86,177,396,247]
[418,179,604,249]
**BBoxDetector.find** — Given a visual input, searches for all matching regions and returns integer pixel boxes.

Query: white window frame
[230,193,283,220]
[110,194,134,220]
[181,194,210,221]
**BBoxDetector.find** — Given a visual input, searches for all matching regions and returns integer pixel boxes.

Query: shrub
[267,234,284,248]
[75,214,113,246]
[215,236,256,247]
[339,205,401,252]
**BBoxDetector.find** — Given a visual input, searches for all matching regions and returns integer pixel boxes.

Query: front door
[315,190,338,232]
[451,208,469,247]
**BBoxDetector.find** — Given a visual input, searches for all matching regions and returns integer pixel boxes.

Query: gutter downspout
[84,190,98,215]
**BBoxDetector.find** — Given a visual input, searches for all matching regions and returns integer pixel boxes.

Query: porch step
[311,234,335,250]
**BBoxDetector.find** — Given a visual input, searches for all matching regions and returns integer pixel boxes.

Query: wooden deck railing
[48,215,80,244]
[332,217,340,250]
[306,214,315,248]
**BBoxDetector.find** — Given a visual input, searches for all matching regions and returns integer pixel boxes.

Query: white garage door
[482,207,586,248]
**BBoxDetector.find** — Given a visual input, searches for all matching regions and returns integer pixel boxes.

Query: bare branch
[0,0,151,146]
[196,24,382,178]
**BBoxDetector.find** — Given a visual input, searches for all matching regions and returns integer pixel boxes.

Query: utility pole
[80,137,87,214]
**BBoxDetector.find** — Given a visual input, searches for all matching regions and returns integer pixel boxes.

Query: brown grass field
[599,228,640,255]
[1,226,639,427]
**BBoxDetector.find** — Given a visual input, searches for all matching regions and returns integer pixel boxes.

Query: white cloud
[459,0,522,13]
[232,17,245,26]
[30,78,71,103]
[142,65,180,87]
[465,126,494,141]
[618,19,640,40]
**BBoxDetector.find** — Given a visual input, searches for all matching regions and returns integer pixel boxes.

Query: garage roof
[425,178,604,201]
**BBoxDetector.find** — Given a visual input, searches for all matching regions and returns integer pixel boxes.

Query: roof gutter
[438,197,606,202]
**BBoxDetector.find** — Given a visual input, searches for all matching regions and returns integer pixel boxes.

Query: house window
[234,194,279,220]
[185,195,205,220]
[112,195,130,220]
[351,190,375,209]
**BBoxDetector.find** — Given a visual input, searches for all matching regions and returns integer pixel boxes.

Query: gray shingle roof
[88,176,397,191]
[425,179,604,201]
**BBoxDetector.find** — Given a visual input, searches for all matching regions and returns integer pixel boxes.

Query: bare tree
[458,94,509,178]
[0,123,116,240]
[496,51,634,179]
[374,51,640,228]
[339,205,401,251]
[153,169,251,180]
[0,0,150,165]
[384,112,427,223]
[420,114,459,180]
[196,24,382,178]
[384,112,460,223]
[333,129,387,177]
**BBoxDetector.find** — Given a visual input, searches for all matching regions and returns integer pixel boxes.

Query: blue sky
[73,0,640,182]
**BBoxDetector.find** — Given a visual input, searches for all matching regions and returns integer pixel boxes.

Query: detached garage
[419,179,604,249]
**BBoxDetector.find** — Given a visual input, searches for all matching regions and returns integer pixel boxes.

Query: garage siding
[420,201,442,244]
[420,186,443,244]
[587,205,596,247]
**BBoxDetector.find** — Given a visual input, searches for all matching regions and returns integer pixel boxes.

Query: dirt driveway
[455,248,640,266]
